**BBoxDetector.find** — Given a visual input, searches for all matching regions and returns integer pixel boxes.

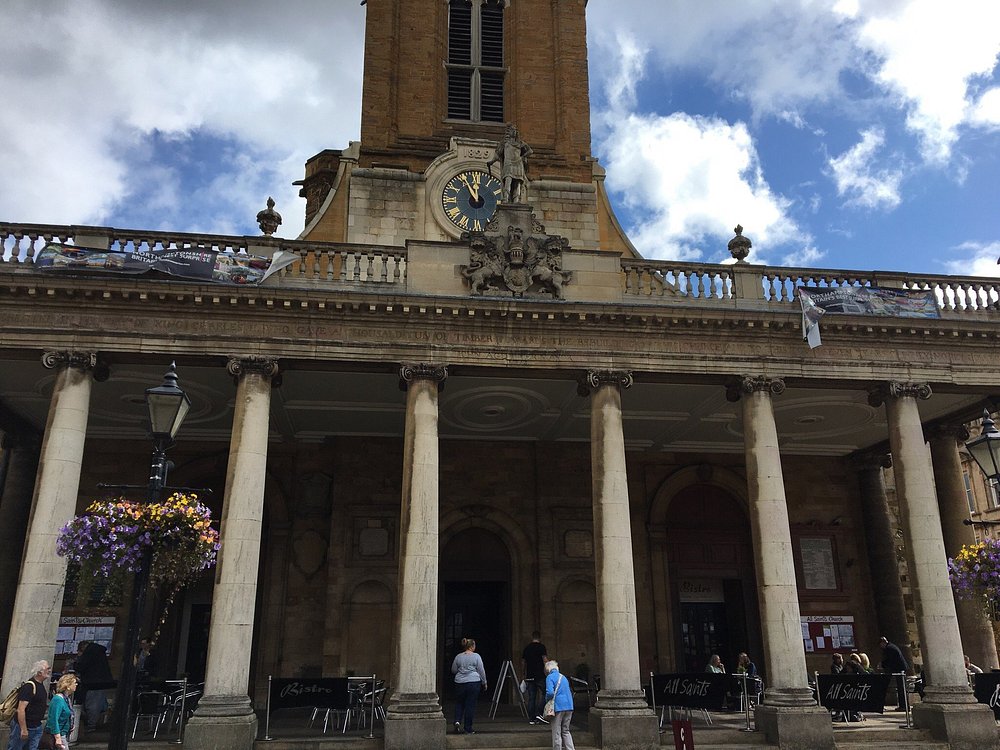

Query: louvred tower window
[447,0,505,122]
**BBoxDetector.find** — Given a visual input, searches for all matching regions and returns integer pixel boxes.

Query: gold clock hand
[460,174,480,201]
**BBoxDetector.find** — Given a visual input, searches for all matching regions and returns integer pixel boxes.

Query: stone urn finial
[257,197,282,236]
[727,224,752,263]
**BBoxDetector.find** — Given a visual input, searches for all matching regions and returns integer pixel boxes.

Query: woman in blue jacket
[544,660,575,750]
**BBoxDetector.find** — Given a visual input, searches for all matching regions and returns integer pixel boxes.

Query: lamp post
[107,362,190,750]
[966,409,1000,482]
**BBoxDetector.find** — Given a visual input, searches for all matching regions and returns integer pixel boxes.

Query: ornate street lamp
[966,409,1000,482]
[107,363,190,750]
[144,363,191,502]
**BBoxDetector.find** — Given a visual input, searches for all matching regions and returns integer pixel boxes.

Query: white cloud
[588,1,859,120]
[588,0,1000,167]
[0,0,365,236]
[599,110,809,262]
[835,0,1000,162]
[827,128,903,210]
[943,241,1000,278]
[969,87,1000,128]
[593,30,817,264]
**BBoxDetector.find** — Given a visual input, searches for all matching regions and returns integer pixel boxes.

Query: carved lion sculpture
[461,238,505,295]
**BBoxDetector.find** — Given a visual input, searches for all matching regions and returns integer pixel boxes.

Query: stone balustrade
[622,257,1000,315]
[4,222,999,317]
[0,222,407,287]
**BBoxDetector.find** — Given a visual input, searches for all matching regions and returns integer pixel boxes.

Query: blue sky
[3,0,1000,276]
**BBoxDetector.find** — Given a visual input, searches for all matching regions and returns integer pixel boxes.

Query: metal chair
[131,691,168,738]
[350,679,386,731]
[164,683,202,731]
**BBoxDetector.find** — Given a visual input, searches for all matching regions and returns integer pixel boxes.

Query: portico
[2,219,1000,749]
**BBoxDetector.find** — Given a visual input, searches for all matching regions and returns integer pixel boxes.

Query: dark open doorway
[442,581,507,700]
[441,527,511,701]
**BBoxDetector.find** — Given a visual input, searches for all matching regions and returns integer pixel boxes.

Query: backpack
[0,681,34,724]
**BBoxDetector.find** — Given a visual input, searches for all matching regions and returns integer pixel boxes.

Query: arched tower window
[447,0,505,122]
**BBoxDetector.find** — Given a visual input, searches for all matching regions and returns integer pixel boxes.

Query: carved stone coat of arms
[459,205,573,299]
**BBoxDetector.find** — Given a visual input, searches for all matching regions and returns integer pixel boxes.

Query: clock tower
[297,0,635,256]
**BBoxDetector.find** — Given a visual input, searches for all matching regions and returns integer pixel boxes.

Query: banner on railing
[972,672,1000,719]
[647,673,730,710]
[269,677,350,711]
[34,242,296,285]
[816,673,890,713]
[797,286,940,348]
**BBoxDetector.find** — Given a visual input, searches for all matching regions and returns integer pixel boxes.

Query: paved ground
[69,703,950,748]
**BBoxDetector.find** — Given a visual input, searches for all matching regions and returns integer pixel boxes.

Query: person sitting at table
[735,652,761,707]
[846,653,865,675]
[736,653,757,678]
[705,654,725,674]
[965,655,983,675]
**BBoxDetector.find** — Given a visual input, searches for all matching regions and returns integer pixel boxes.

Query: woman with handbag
[544,660,575,750]
[43,674,77,749]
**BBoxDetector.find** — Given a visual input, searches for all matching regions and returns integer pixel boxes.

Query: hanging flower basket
[948,539,1000,619]
[57,492,220,590]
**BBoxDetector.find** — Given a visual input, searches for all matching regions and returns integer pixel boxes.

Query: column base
[384,692,445,750]
[183,694,258,750]
[754,705,834,750]
[589,691,659,750]
[912,700,1000,750]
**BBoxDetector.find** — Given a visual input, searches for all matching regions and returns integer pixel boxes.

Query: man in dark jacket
[74,641,114,732]
[879,636,909,710]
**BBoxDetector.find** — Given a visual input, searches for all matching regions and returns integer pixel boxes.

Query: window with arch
[447,0,505,122]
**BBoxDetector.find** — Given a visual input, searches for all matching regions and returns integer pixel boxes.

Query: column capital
[925,421,971,443]
[399,363,448,392]
[725,375,785,402]
[868,381,932,407]
[577,369,633,396]
[226,356,280,386]
[41,350,109,381]
[847,449,893,472]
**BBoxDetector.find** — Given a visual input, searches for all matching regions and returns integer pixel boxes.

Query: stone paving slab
[68,705,996,749]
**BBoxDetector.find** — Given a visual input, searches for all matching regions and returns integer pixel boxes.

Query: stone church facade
[2,1,1000,748]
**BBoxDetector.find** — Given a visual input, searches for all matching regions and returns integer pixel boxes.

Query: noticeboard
[56,616,115,657]
[801,615,855,653]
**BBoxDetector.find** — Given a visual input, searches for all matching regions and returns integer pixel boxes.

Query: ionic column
[580,370,658,750]
[0,431,41,663]
[384,364,447,750]
[185,357,278,750]
[852,452,914,667]
[729,376,833,748]
[1,352,99,697]
[928,424,999,670]
[871,382,995,744]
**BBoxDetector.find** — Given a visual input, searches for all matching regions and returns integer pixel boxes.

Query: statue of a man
[487,125,533,203]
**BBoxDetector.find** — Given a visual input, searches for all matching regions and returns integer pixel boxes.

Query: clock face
[441,169,503,231]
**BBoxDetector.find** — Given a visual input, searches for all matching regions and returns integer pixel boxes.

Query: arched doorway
[665,483,759,674]
[440,528,511,699]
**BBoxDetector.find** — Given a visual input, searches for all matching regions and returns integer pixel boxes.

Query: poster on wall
[56,616,115,657]
[798,537,838,590]
[801,615,855,653]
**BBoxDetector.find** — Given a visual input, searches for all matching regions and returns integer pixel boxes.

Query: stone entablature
[4,222,1000,385]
